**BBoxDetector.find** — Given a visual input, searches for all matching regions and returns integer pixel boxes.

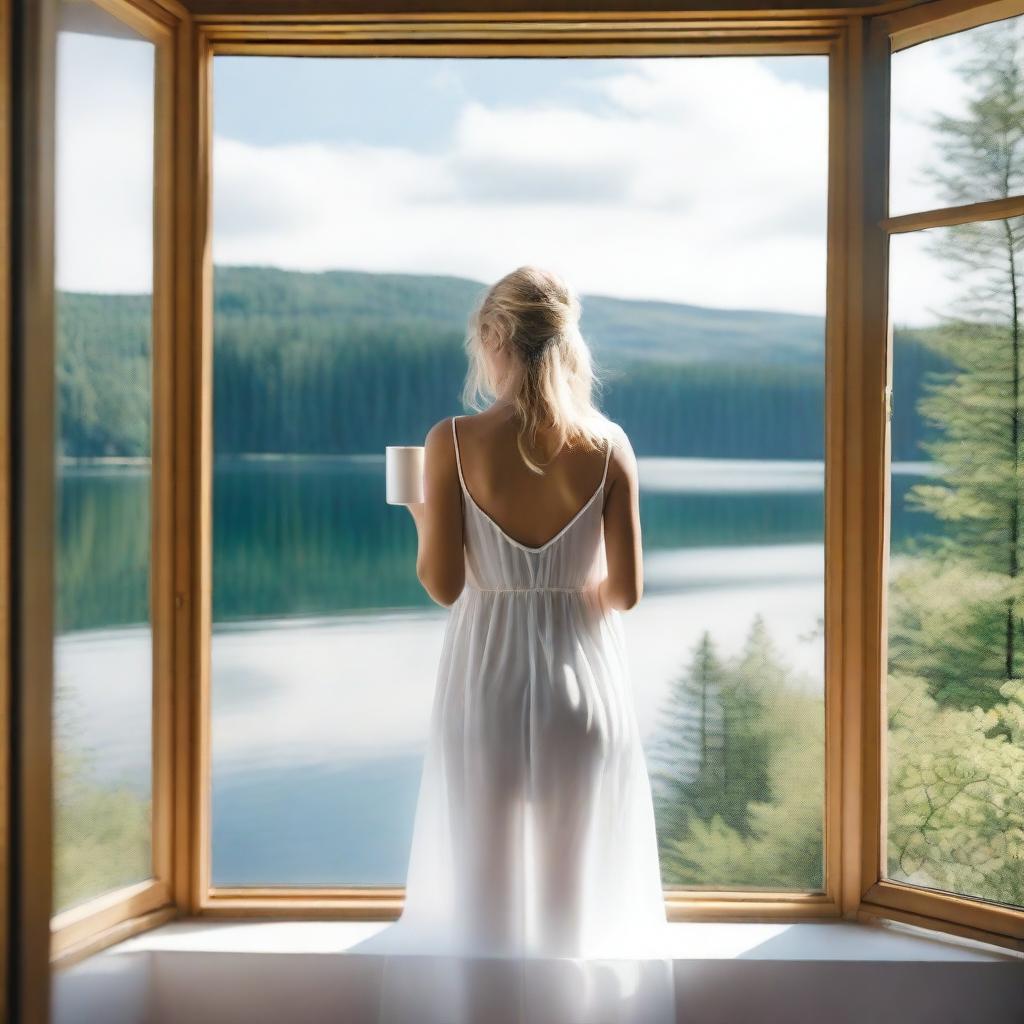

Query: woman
[354,266,675,1024]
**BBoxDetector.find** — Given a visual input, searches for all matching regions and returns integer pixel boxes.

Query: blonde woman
[356,267,675,1024]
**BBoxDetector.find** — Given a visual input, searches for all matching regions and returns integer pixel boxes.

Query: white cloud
[55,32,154,294]
[888,20,1023,326]
[890,30,980,217]
[212,56,831,316]
[56,39,1015,326]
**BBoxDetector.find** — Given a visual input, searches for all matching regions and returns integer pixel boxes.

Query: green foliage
[887,553,1024,710]
[884,19,1024,910]
[913,21,1024,209]
[53,674,150,914]
[650,632,726,844]
[603,358,826,459]
[57,265,947,462]
[887,673,1024,906]
[887,23,1024,688]
[56,292,152,458]
[54,763,151,914]
[650,617,824,890]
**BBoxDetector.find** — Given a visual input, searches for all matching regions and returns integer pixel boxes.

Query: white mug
[385,445,425,504]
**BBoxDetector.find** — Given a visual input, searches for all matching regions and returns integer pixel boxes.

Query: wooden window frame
[853,0,1024,954]
[188,11,850,924]
[7,0,1018,991]
[3,0,16,1015]
[45,0,188,970]
[11,0,60,1012]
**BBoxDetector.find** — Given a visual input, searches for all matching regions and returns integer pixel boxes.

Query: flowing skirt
[349,587,676,1023]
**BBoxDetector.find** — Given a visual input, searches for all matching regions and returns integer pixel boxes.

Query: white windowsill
[52,918,1024,1024]
[102,917,1022,963]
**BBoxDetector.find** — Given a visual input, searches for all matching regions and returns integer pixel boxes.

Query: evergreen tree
[650,617,823,889]
[892,19,1024,707]
[718,615,780,826]
[886,19,1024,907]
[650,631,726,861]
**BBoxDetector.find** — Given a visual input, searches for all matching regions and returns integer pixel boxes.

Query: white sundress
[351,415,676,1024]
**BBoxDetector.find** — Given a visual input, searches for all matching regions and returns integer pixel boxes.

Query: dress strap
[601,433,614,489]
[451,416,468,493]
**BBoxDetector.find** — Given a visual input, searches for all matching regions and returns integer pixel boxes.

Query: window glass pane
[211,54,827,891]
[890,16,1024,217]
[886,216,1024,910]
[53,1,155,914]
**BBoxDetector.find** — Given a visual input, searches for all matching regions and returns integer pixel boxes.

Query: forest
[56,264,945,462]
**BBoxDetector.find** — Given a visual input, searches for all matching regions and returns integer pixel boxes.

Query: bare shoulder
[425,415,455,449]
[427,411,488,445]
[422,416,460,476]
[604,421,638,486]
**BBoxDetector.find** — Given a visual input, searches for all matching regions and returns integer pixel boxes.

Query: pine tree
[718,615,783,824]
[651,617,824,889]
[892,20,1024,708]
[649,631,726,861]
[886,18,1024,907]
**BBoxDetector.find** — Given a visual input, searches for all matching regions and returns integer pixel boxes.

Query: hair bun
[461,265,605,473]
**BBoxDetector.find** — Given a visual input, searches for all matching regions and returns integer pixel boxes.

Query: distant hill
[56,265,942,460]
[213,265,826,370]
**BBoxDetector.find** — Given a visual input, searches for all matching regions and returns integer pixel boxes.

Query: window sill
[53,918,1024,1023]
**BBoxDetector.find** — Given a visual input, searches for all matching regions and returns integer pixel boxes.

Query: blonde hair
[462,265,612,475]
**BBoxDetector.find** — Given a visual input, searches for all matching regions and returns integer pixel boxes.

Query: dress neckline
[451,415,612,554]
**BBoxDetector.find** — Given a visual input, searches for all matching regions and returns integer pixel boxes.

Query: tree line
[57,281,948,462]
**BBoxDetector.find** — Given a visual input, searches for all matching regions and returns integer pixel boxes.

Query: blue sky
[209,54,832,316]
[212,56,827,151]
[55,25,1010,326]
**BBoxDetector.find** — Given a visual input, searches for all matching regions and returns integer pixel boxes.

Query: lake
[54,456,934,888]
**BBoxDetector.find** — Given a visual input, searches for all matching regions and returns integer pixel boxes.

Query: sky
[53,17,1022,327]
[208,55,830,317]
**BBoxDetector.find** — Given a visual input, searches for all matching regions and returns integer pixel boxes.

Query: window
[207,52,829,897]
[49,0,174,958]
[11,3,1020,982]
[878,8,1024,931]
[889,16,1024,217]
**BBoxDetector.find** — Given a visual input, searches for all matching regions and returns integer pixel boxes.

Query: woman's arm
[405,418,466,606]
[597,431,644,612]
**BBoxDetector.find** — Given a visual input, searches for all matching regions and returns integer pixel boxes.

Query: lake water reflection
[54,456,934,886]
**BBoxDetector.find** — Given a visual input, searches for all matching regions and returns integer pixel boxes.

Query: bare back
[452,408,612,551]
[413,404,642,610]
